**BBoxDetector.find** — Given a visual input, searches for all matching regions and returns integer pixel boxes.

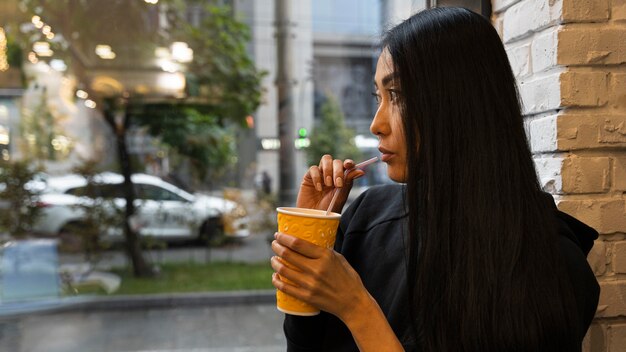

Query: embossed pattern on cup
[275,207,341,316]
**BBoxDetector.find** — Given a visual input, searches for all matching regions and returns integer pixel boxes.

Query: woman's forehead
[375,50,396,86]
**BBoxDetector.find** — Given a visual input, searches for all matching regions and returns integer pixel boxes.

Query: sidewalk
[0,298,286,352]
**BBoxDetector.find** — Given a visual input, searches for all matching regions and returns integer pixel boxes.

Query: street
[0,303,286,352]
[0,232,288,352]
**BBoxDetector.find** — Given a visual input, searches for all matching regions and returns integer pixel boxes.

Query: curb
[0,290,277,319]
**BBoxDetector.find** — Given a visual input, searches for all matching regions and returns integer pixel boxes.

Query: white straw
[325,156,379,215]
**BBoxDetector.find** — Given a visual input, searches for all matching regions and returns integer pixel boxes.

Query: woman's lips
[379,147,395,162]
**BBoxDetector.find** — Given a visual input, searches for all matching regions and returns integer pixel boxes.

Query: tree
[0,160,43,238]
[101,1,265,277]
[306,96,362,166]
[13,0,265,277]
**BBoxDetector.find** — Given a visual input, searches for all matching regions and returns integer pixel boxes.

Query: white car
[31,172,249,243]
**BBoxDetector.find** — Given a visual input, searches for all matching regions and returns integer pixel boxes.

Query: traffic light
[295,127,310,149]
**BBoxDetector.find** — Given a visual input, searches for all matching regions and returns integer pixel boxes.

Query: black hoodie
[283,184,600,351]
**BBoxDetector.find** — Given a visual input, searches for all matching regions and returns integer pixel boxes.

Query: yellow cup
[275,207,341,316]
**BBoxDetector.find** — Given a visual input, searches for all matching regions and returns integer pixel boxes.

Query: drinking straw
[325,156,379,215]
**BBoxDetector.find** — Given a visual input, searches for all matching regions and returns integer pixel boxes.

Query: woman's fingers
[307,165,323,192]
[272,272,315,304]
[345,169,365,185]
[270,256,313,289]
[272,233,324,260]
[319,154,334,187]
[332,159,344,187]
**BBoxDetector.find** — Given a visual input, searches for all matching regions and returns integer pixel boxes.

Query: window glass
[0,1,397,350]
[136,183,186,202]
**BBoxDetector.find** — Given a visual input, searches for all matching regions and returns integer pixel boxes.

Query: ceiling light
[171,42,193,63]
[50,59,67,72]
[158,72,185,91]
[76,90,88,99]
[46,32,55,40]
[95,44,116,59]
[31,16,41,25]
[85,99,96,109]
[144,0,159,4]
[159,59,178,73]
[42,25,51,35]
[33,42,53,57]
[99,52,116,59]
[95,44,112,56]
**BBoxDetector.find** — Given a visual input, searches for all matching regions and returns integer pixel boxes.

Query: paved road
[0,303,286,352]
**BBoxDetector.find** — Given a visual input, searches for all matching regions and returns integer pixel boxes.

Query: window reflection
[0,1,410,350]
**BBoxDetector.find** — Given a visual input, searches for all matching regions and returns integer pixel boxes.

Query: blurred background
[2,0,623,351]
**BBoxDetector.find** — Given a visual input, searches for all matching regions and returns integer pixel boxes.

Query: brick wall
[493,0,626,350]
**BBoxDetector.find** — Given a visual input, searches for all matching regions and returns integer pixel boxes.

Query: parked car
[30,172,249,243]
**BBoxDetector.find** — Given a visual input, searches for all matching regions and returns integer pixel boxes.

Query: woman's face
[371,50,408,183]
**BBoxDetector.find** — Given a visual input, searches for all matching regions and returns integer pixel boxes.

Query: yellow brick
[614,157,626,191]
[614,0,626,23]
[558,27,626,65]
[608,324,626,352]
[583,323,607,352]
[562,0,609,22]
[557,115,626,150]
[560,71,608,107]
[562,156,611,193]
[588,240,608,276]
[558,199,626,234]
[614,242,626,274]
[596,280,626,318]
[609,73,626,112]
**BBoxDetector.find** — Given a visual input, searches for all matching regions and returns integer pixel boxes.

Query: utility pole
[275,0,296,205]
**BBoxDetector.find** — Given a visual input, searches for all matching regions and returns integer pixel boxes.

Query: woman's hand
[270,232,370,323]
[297,154,365,213]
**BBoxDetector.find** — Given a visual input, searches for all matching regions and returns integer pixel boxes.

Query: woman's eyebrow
[374,73,399,88]
[381,73,398,87]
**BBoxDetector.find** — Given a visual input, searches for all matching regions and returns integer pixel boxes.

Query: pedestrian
[262,171,272,195]
[270,7,599,352]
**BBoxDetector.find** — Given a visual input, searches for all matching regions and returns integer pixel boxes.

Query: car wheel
[199,217,224,246]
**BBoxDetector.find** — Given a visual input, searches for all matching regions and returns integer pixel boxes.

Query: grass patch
[109,261,274,295]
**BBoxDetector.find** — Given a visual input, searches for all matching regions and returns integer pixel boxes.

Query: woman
[270,7,599,351]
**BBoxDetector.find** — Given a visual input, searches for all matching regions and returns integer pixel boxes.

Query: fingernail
[336,177,343,188]
[325,176,332,186]
[315,182,322,191]
[274,232,278,239]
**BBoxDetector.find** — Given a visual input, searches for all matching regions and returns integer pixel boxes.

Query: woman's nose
[370,105,389,136]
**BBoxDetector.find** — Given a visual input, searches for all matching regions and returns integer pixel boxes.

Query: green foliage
[130,1,265,181]
[168,1,267,125]
[0,159,43,237]
[132,105,237,180]
[306,96,362,165]
[6,34,23,68]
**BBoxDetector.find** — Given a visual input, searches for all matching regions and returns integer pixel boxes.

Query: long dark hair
[382,8,581,351]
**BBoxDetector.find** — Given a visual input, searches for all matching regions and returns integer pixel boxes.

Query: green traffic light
[298,128,307,138]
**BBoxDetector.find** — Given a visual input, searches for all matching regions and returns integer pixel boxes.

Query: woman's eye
[371,92,381,104]
[389,90,399,103]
